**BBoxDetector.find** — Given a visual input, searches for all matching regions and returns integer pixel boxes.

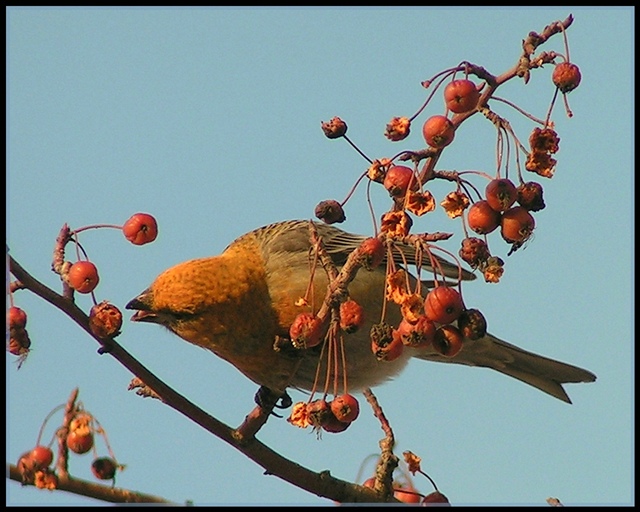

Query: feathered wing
[242,220,474,281]
[414,334,597,403]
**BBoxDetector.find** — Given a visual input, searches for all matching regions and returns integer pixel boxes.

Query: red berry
[67,430,94,454]
[422,491,451,506]
[358,237,385,270]
[122,213,158,246]
[424,286,464,325]
[485,178,518,212]
[340,300,365,334]
[422,115,455,148]
[500,206,535,244]
[398,315,436,348]
[67,261,100,294]
[30,445,54,469]
[433,325,464,357]
[394,486,422,503]
[458,237,490,268]
[91,457,118,480]
[8,306,28,329]
[383,165,419,198]
[289,313,324,348]
[331,393,360,423]
[552,62,581,93]
[444,79,480,113]
[467,200,501,235]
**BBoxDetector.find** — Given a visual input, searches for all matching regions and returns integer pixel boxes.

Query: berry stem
[491,96,547,126]
[70,223,123,235]
[343,135,373,164]
[35,403,66,446]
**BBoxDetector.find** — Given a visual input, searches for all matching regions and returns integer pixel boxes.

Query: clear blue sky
[6,6,634,506]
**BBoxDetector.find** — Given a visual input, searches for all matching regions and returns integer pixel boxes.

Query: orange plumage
[126,220,595,403]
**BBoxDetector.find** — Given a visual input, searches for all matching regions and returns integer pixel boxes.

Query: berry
[67,430,94,454]
[500,206,535,244]
[552,62,581,93]
[358,237,385,270]
[8,306,28,329]
[89,301,123,338]
[398,316,436,348]
[383,165,419,198]
[444,78,480,113]
[459,237,490,268]
[306,399,332,428]
[67,261,100,294]
[485,178,518,212]
[422,115,455,148]
[91,457,118,480]
[122,213,158,246]
[433,325,464,357]
[422,491,451,506]
[321,116,347,138]
[372,328,405,361]
[339,300,365,334]
[457,308,487,340]
[424,286,464,325]
[467,200,501,235]
[321,412,351,433]
[289,313,324,349]
[315,199,346,224]
[517,181,546,211]
[394,485,422,503]
[330,393,360,423]
[30,445,54,469]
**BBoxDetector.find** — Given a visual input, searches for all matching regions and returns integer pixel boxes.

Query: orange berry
[394,486,422,503]
[331,393,360,423]
[358,237,385,270]
[89,301,123,338]
[433,325,464,357]
[485,178,518,212]
[444,78,480,113]
[67,430,94,454]
[67,261,100,294]
[500,206,535,244]
[424,286,464,325]
[8,306,28,329]
[123,213,158,246]
[459,237,490,268]
[289,313,324,348]
[422,115,455,148]
[552,62,581,93]
[422,490,451,505]
[398,315,436,348]
[339,300,365,334]
[467,200,501,235]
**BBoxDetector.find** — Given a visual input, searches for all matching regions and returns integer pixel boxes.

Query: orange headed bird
[126,220,595,404]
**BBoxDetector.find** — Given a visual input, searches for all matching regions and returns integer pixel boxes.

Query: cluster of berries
[7,213,158,368]
[16,401,123,490]
[308,21,581,432]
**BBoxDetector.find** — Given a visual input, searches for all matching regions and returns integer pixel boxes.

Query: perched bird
[126,220,596,404]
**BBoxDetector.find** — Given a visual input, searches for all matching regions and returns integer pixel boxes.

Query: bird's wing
[240,220,474,281]
[413,333,597,403]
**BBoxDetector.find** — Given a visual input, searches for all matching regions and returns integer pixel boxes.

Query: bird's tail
[414,334,596,403]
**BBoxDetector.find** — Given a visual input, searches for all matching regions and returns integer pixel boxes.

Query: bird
[125,219,596,405]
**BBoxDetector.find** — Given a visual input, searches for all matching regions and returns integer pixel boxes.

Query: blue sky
[6,6,634,506]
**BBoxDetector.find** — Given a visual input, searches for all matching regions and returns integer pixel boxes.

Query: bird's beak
[125,290,159,323]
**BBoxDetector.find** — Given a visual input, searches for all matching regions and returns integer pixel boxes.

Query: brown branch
[7,463,174,504]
